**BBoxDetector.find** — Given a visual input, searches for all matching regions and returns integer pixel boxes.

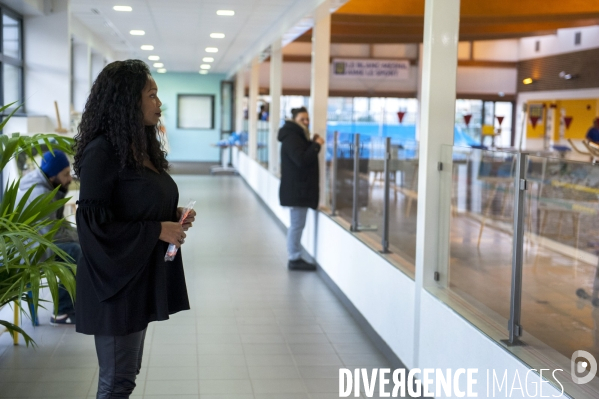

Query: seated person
[586,117,599,145]
[16,150,80,325]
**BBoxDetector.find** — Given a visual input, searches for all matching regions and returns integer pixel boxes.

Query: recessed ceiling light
[203,57,214,62]
[200,64,211,70]
[141,45,154,51]
[148,55,160,61]
[210,33,225,39]
[205,47,218,53]
[153,62,164,68]
[130,30,145,36]
[113,5,132,12]
[216,10,235,16]
[199,70,209,74]
[157,68,167,73]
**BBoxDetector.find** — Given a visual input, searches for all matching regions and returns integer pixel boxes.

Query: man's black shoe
[288,259,316,271]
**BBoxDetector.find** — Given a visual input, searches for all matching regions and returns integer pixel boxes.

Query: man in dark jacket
[278,107,324,270]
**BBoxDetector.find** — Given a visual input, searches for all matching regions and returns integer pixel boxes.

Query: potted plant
[0,103,76,346]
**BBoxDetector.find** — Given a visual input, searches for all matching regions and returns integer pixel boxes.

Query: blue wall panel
[153,72,225,162]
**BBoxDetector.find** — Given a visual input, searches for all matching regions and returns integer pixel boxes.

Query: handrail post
[351,134,360,232]
[381,137,391,253]
[505,152,528,346]
[330,131,338,216]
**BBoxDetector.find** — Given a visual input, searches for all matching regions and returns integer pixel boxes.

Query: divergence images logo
[571,350,597,385]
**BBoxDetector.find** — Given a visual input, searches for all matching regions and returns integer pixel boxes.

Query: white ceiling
[71,0,324,75]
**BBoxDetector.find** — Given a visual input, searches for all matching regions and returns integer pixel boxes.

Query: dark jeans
[55,242,81,315]
[95,329,147,399]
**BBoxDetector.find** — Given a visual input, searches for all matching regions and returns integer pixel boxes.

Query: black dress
[75,135,190,336]
[278,120,321,209]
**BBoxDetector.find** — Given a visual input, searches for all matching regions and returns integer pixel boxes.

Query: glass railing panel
[241,119,249,154]
[385,142,419,266]
[521,155,599,376]
[257,120,269,169]
[334,133,356,225]
[443,145,517,323]
[356,136,387,246]
[324,131,336,211]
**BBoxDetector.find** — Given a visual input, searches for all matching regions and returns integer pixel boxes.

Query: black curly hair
[73,59,168,176]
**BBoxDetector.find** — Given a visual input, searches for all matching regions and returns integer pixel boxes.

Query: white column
[309,0,331,208]
[86,45,93,90]
[269,39,283,175]
[90,52,105,83]
[248,57,260,160]
[413,0,460,366]
[415,43,424,142]
[235,70,245,133]
[72,43,91,113]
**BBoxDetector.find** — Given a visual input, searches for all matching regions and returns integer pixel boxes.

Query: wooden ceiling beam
[332,12,599,25]
[326,20,598,37]
[336,0,599,19]
[292,15,599,44]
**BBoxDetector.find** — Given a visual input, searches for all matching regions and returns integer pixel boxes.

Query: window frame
[0,5,25,116]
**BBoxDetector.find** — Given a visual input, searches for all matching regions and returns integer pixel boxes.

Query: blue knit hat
[41,150,70,178]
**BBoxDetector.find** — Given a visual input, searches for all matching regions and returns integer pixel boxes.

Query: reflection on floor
[0,176,393,399]
[333,170,599,366]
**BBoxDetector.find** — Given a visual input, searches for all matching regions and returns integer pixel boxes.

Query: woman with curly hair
[74,59,194,398]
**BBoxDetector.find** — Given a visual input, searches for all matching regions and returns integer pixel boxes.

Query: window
[0,7,23,113]
[455,99,514,147]
[177,94,215,129]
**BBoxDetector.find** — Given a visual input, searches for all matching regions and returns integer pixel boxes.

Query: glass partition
[434,146,599,396]
[334,133,357,225]
[442,145,517,323]
[356,136,386,240]
[324,138,599,396]
[522,155,599,363]
[257,120,269,169]
[384,145,419,266]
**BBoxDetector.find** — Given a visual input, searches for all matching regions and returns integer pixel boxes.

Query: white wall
[70,16,117,63]
[234,149,566,398]
[23,0,70,131]
[519,26,599,60]
[22,3,116,131]
[473,39,520,62]
[418,292,564,398]
[457,67,518,94]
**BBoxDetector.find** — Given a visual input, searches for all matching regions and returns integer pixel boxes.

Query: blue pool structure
[324,122,480,160]
[227,122,481,161]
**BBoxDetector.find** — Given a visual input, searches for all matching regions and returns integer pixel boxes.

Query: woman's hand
[160,221,186,247]
[313,134,325,146]
[177,208,196,231]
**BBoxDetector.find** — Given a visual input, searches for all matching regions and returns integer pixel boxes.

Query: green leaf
[0,319,36,347]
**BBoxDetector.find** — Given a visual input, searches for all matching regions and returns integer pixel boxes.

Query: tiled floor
[0,175,392,399]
